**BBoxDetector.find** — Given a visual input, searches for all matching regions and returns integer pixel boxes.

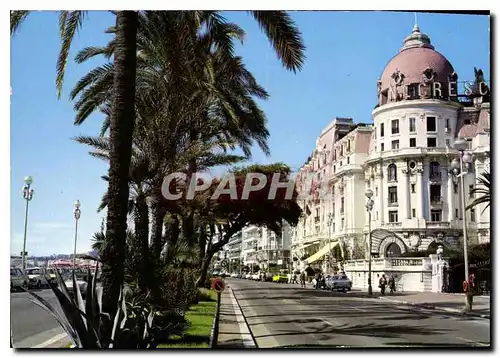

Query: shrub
[150,310,190,344]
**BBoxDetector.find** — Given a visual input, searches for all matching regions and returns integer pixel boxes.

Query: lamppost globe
[24,176,33,185]
[365,188,374,199]
[453,138,468,151]
[462,152,473,164]
[75,200,81,209]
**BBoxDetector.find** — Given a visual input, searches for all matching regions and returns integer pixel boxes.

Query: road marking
[455,337,489,347]
[31,333,68,348]
[229,288,256,348]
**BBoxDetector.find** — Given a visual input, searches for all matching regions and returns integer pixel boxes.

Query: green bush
[151,310,190,344]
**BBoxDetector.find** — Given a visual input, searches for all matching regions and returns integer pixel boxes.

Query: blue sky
[10,11,490,256]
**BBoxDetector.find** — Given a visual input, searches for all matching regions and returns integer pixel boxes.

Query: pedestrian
[299,271,305,288]
[468,272,476,293]
[316,272,323,289]
[291,273,298,284]
[379,274,387,295]
[388,275,395,294]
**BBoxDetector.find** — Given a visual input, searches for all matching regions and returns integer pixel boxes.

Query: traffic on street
[217,278,490,348]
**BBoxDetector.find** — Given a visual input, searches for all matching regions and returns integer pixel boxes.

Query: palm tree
[12,10,306,317]
[11,10,140,318]
[466,171,490,213]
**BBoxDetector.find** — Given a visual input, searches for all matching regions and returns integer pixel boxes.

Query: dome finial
[413,12,420,32]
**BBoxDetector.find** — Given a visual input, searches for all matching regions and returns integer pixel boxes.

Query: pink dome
[380,47,454,91]
[377,25,456,103]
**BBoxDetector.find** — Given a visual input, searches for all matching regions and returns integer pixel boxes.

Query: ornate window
[430,162,441,180]
[386,243,401,257]
[387,164,397,181]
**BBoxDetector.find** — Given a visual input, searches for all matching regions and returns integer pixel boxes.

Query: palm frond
[56,11,86,98]
[10,11,31,35]
[249,11,306,73]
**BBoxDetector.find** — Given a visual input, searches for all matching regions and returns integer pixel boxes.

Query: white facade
[292,25,490,274]
[225,222,293,271]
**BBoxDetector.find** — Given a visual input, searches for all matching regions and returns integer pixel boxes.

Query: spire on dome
[413,12,420,32]
[400,18,434,52]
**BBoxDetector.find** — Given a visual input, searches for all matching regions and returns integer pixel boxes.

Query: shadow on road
[254,321,450,340]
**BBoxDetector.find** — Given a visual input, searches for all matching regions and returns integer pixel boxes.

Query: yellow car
[272,274,288,283]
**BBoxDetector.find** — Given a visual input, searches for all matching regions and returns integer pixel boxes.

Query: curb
[379,297,490,319]
[208,292,221,348]
[228,287,257,348]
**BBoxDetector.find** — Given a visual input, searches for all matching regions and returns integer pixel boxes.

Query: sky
[10,11,490,256]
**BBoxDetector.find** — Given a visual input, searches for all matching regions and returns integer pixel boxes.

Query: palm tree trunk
[132,192,149,291]
[101,11,138,319]
[198,225,206,268]
[162,213,180,261]
[151,197,167,259]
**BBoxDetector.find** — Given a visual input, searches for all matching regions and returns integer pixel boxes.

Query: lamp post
[21,176,34,273]
[365,189,374,295]
[327,213,333,273]
[73,200,81,271]
[450,138,474,311]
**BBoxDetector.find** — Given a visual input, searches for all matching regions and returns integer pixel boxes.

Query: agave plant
[22,264,155,348]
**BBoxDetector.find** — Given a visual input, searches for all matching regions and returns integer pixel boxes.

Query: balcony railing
[430,196,442,204]
[387,199,398,207]
[426,221,450,229]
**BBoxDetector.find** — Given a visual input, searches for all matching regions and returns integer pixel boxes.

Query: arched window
[388,164,397,181]
[386,243,402,257]
[430,161,441,180]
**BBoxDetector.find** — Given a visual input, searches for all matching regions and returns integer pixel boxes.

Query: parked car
[25,268,49,289]
[45,268,58,285]
[230,273,238,278]
[64,275,88,300]
[10,268,28,291]
[245,273,252,279]
[326,274,352,292]
[251,273,260,281]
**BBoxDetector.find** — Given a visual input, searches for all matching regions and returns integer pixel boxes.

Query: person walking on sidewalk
[379,274,387,295]
[300,271,306,288]
[388,275,396,294]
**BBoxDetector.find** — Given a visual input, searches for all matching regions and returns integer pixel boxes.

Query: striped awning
[305,241,339,264]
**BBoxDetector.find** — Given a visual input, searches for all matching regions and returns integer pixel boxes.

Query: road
[11,289,68,348]
[226,279,490,348]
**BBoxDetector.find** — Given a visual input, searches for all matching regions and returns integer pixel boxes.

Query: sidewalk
[216,287,256,348]
[379,292,490,318]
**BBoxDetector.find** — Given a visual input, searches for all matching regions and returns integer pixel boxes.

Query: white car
[230,273,238,278]
[251,273,260,281]
[25,268,49,289]
[64,278,88,299]
[45,268,58,285]
[245,273,252,279]
[10,268,28,291]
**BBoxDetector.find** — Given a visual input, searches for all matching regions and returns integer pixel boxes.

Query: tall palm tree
[11,10,140,317]
[466,171,490,213]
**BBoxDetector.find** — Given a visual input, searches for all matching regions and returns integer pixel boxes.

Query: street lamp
[21,176,34,272]
[450,138,474,311]
[327,213,333,273]
[365,188,374,295]
[73,200,81,271]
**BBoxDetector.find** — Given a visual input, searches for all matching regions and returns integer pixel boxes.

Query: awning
[305,241,339,264]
